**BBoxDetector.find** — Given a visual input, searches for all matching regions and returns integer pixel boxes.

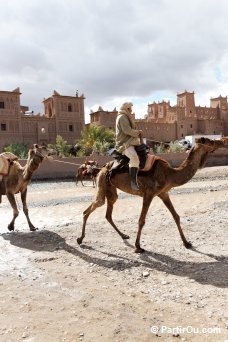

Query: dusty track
[0,166,227,341]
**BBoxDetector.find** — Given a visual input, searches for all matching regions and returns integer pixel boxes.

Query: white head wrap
[120,102,133,113]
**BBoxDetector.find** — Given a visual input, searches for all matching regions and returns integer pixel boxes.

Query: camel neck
[172,146,207,186]
[23,157,42,181]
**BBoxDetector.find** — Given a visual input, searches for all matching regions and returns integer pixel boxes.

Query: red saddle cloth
[140,154,159,172]
[82,169,89,176]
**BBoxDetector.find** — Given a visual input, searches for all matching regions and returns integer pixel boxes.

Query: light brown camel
[0,144,56,231]
[77,137,227,253]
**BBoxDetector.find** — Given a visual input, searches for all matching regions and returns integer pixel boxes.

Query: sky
[1,0,228,123]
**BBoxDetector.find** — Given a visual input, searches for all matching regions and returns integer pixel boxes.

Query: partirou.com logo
[150,325,221,335]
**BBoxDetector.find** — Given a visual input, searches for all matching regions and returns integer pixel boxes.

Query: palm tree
[48,135,71,157]
[78,125,115,155]
[4,143,29,159]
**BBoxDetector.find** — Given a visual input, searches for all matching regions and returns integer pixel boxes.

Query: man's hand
[138,130,143,137]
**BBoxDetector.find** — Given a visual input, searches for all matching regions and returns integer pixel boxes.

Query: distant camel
[0,144,56,231]
[77,137,227,253]
[76,160,100,187]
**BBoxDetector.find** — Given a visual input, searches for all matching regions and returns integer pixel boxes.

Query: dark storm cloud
[1,0,228,116]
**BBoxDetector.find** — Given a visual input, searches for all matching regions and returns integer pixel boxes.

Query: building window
[69,124,73,132]
[68,104,72,112]
[1,123,6,131]
[181,125,183,128]
[0,101,5,109]
[190,124,193,128]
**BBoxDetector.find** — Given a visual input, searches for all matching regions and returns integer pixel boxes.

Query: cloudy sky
[1,0,228,123]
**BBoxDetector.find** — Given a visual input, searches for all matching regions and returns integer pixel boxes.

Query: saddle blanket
[140,154,159,172]
[0,152,18,180]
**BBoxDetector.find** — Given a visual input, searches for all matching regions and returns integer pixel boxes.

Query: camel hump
[0,155,10,177]
[0,152,18,161]
[0,153,18,178]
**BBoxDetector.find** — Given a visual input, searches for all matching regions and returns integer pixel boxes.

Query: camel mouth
[36,148,57,159]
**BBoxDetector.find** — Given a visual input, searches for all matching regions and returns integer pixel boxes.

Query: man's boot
[129,167,139,191]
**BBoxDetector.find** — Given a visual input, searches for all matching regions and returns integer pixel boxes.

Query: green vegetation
[154,140,186,153]
[4,143,29,159]
[155,144,167,154]
[169,140,185,153]
[77,125,115,155]
[48,135,71,157]
[2,136,186,160]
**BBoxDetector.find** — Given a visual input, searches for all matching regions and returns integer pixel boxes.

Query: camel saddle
[108,144,159,179]
[82,166,100,176]
[0,152,18,180]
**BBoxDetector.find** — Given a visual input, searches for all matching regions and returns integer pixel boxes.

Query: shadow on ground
[1,230,227,288]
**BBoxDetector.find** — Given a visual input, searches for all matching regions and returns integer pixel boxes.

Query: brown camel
[0,144,56,231]
[77,137,227,253]
[76,160,100,187]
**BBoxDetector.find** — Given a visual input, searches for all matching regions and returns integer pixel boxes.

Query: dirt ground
[0,166,227,342]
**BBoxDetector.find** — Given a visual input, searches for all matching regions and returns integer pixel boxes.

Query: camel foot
[184,241,192,249]
[135,247,145,253]
[77,237,83,245]
[121,234,130,240]
[30,227,38,231]
[8,224,14,231]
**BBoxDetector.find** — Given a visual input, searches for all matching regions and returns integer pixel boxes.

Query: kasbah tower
[0,88,85,152]
[0,87,228,152]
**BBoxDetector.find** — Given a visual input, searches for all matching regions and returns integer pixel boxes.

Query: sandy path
[0,166,227,341]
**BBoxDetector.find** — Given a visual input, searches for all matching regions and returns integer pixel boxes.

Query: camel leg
[135,193,154,253]
[91,175,95,187]
[6,193,19,231]
[77,196,105,245]
[105,188,129,240]
[158,192,192,248]
[75,170,84,186]
[21,188,37,231]
[77,168,108,245]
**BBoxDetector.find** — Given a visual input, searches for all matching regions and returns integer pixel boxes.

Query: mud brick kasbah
[0,87,228,152]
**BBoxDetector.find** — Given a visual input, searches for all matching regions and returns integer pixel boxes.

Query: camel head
[195,137,226,152]
[221,136,228,145]
[193,137,226,169]
[28,144,57,161]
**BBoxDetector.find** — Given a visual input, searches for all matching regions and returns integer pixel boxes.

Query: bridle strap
[34,149,47,159]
